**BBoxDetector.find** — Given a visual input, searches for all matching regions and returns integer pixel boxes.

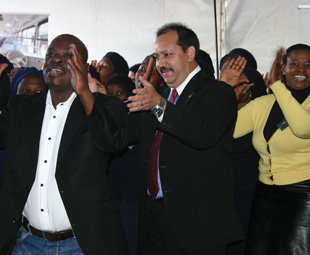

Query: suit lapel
[24,94,47,171]
[56,97,84,167]
[145,71,205,158]
[175,70,204,107]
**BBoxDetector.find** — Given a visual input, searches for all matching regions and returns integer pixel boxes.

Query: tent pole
[213,0,219,78]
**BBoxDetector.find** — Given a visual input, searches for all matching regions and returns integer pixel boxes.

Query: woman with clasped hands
[232,44,310,255]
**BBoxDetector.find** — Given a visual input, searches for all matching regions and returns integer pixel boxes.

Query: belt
[22,216,74,241]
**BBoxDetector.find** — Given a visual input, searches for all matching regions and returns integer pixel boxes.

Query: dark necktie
[147,88,178,200]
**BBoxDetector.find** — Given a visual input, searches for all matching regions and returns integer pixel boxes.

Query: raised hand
[262,72,271,94]
[127,76,162,112]
[88,73,107,95]
[234,82,253,104]
[269,48,285,85]
[67,44,94,115]
[220,56,248,87]
[67,44,89,95]
[9,67,19,81]
[0,63,8,78]
[143,56,155,82]
[91,60,100,73]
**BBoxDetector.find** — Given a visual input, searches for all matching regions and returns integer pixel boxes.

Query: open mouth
[294,75,307,81]
[49,68,65,76]
[160,67,173,77]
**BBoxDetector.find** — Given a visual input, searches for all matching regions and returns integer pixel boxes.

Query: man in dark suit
[0,34,127,254]
[123,23,243,255]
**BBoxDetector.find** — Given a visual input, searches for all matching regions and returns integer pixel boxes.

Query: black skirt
[245,180,310,255]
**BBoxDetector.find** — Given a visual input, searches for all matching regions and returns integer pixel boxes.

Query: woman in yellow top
[232,44,310,255]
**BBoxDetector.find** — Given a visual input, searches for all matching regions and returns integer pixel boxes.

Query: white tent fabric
[224,0,310,74]
[1,0,310,76]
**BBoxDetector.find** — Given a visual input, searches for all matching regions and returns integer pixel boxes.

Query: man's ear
[186,46,196,62]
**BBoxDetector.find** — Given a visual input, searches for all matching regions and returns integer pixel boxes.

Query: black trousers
[246,180,310,255]
[138,196,226,255]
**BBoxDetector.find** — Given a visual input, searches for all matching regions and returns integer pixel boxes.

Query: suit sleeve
[158,81,237,150]
[85,93,126,152]
[0,99,11,149]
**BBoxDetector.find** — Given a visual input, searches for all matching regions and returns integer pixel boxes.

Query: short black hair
[283,43,310,64]
[156,23,200,61]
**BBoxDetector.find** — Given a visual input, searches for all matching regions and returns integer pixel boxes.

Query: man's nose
[52,54,64,63]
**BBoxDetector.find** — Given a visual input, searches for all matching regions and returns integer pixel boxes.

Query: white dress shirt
[23,90,77,231]
[153,65,201,198]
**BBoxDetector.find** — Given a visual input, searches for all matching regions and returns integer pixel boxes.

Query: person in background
[10,67,47,95]
[197,49,215,78]
[221,63,267,255]
[0,54,14,77]
[122,22,243,255]
[91,51,129,85]
[106,74,135,103]
[105,73,139,255]
[0,63,11,188]
[0,34,127,255]
[220,48,257,71]
[135,54,166,89]
[128,63,141,84]
[0,62,11,110]
[232,44,310,255]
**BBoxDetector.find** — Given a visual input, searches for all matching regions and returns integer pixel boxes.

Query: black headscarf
[220,48,257,70]
[197,50,215,78]
[242,67,266,100]
[105,74,135,96]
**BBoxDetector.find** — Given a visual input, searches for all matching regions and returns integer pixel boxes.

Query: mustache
[160,67,173,73]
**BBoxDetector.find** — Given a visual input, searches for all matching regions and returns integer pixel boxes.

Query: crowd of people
[0,22,309,255]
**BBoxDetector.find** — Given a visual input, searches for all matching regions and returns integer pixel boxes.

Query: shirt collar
[46,90,77,107]
[174,65,201,96]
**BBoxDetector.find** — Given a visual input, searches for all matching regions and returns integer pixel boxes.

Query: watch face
[152,107,163,117]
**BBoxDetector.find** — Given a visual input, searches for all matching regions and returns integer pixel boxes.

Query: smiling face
[43,37,74,92]
[153,30,196,88]
[43,35,87,93]
[282,49,310,90]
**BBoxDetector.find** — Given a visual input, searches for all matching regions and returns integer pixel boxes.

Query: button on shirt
[152,65,201,199]
[23,91,77,231]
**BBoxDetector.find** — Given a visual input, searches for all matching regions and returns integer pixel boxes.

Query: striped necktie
[147,88,178,200]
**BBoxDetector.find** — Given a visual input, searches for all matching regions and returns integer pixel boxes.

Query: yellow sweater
[234,81,310,185]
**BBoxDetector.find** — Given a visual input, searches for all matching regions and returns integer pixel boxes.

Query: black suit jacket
[124,70,243,250]
[0,92,128,255]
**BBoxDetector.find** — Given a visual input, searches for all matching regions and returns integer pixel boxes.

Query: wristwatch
[151,97,167,118]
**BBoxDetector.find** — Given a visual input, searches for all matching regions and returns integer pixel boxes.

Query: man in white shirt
[0,34,127,255]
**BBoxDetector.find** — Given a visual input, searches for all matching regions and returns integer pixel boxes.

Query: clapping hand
[0,63,8,78]
[67,44,89,95]
[269,48,285,85]
[220,56,248,87]
[127,76,162,112]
